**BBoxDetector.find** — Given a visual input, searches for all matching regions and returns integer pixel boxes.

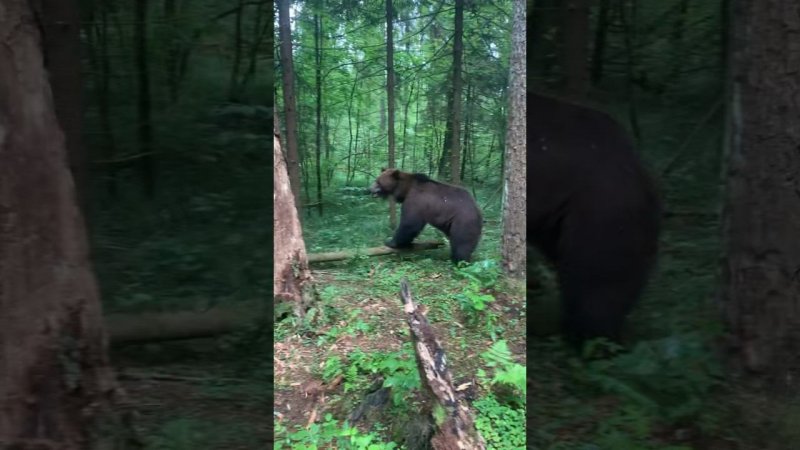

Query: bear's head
[369,168,404,200]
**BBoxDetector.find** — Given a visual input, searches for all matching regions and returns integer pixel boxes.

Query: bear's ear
[391,169,400,179]
[381,167,388,172]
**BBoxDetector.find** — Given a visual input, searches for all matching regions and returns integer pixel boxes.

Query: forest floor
[112,344,271,449]
[273,185,527,448]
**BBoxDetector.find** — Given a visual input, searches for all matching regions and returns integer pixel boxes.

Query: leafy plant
[275,414,398,449]
[481,340,527,400]
[474,395,526,449]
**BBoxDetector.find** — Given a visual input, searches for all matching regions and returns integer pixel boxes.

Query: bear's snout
[369,182,385,197]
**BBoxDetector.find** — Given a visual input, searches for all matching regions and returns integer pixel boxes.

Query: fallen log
[399,278,486,450]
[105,306,257,345]
[308,240,444,263]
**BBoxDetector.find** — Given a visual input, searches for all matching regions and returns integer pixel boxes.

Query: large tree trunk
[41,0,87,213]
[720,0,800,378]
[274,114,316,317]
[502,0,527,279]
[277,0,302,209]
[386,0,397,227]
[560,0,591,100]
[0,2,134,447]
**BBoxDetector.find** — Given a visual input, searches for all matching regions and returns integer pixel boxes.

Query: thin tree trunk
[502,0,527,279]
[241,3,268,91]
[386,0,397,228]
[99,0,118,197]
[438,90,453,178]
[401,81,414,170]
[346,67,360,184]
[228,0,244,101]
[351,108,361,184]
[314,7,323,216]
[135,0,155,198]
[164,0,179,102]
[411,77,421,172]
[0,1,136,445]
[278,0,302,208]
[619,0,642,144]
[461,84,471,179]
[449,0,464,184]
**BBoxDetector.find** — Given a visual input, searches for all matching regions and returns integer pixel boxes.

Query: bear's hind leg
[559,275,645,348]
[447,225,480,263]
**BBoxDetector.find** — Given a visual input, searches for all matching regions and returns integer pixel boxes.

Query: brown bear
[528,92,662,346]
[369,168,482,263]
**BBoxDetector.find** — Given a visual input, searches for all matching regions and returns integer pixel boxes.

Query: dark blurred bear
[528,93,662,346]
[370,168,482,263]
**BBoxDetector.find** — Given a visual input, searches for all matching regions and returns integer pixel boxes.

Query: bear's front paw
[385,239,399,248]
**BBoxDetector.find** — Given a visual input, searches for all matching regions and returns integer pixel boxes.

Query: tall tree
[449,0,464,184]
[278,0,302,208]
[228,0,244,101]
[41,0,86,211]
[0,1,134,446]
[502,0,527,279]
[163,0,180,103]
[98,0,119,196]
[313,4,323,216]
[135,0,155,197]
[386,0,397,228]
[561,0,590,99]
[720,0,800,377]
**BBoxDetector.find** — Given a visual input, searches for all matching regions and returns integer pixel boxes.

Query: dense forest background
[273,0,529,448]
[276,0,514,256]
[80,0,274,446]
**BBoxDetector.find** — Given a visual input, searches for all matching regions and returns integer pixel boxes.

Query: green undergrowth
[276,190,526,447]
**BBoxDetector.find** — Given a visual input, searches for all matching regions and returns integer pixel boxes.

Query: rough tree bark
[274,114,316,317]
[502,0,527,279]
[720,0,800,379]
[0,2,135,447]
[278,0,302,209]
